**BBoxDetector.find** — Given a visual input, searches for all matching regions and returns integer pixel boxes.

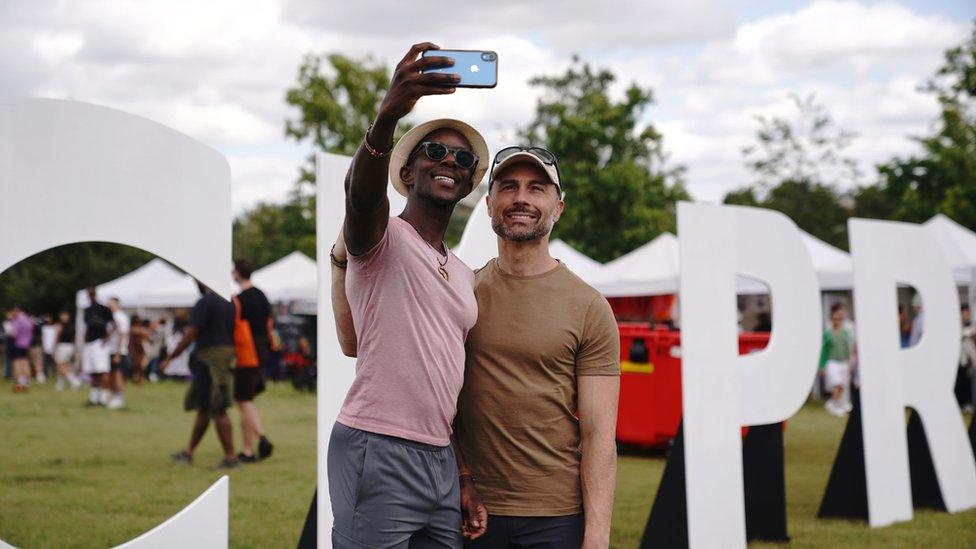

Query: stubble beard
[492,211,555,243]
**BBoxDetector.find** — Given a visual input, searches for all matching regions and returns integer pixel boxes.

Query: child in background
[820,303,854,417]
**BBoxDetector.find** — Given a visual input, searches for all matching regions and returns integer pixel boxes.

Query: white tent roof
[549,240,604,283]
[75,258,197,309]
[799,232,853,291]
[250,251,318,304]
[453,204,495,270]
[592,230,854,297]
[923,214,976,285]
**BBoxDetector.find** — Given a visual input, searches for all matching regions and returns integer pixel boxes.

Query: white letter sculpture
[849,218,976,527]
[0,98,232,548]
[678,202,820,548]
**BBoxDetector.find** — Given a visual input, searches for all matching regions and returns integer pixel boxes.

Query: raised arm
[344,42,459,255]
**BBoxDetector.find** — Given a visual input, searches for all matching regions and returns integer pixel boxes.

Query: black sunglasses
[411,141,479,170]
[489,146,562,189]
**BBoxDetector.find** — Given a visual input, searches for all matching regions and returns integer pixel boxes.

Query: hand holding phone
[377,43,461,123]
[422,50,498,89]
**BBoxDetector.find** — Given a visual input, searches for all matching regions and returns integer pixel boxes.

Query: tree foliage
[284,53,399,187]
[743,93,862,191]
[519,57,689,262]
[234,53,402,265]
[865,23,976,229]
[0,243,152,315]
[725,94,857,249]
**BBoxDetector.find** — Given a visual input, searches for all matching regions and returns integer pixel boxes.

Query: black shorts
[11,347,28,359]
[111,354,131,373]
[234,367,265,401]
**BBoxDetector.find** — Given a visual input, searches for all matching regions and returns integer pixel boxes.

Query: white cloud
[0,0,970,214]
[229,154,302,213]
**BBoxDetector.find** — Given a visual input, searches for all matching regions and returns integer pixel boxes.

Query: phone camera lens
[482,52,496,62]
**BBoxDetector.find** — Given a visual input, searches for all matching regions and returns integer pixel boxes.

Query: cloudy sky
[2,0,972,214]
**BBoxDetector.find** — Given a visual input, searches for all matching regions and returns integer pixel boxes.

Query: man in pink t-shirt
[325,42,488,548]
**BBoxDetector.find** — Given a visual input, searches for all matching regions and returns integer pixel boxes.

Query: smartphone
[422,49,498,89]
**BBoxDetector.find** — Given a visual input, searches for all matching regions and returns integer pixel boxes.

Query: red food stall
[616,323,771,448]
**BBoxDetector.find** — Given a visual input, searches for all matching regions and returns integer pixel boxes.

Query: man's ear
[551,196,565,224]
[400,165,414,191]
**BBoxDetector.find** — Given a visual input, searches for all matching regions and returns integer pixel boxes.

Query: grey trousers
[328,422,462,549]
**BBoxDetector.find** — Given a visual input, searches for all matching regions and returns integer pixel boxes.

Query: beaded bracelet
[363,124,393,158]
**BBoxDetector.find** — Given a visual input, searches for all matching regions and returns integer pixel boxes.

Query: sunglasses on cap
[411,141,479,170]
[489,146,562,189]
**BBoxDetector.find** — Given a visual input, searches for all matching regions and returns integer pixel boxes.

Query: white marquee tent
[924,213,976,310]
[924,214,976,286]
[75,258,196,309]
[549,240,605,283]
[78,252,319,313]
[591,230,854,298]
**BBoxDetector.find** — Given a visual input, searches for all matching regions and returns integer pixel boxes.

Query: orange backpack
[232,296,259,367]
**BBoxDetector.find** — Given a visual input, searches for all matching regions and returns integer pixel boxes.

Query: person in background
[128,315,148,385]
[898,305,912,348]
[82,287,114,405]
[41,314,58,382]
[231,258,274,462]
[820,303,854,417]
[145,317,167,382]
[10,306,35,393]
[28,315,45,383]
[958,304,976,414]
[53,311,81,391]
[106,297,130,409]
[163,281,239,469]
[3,310,13,380]
[909,293,924,347]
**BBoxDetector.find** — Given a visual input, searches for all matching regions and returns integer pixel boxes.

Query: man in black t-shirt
[82,286,115,406]
[231,259,274,462]
[162,281,239,469]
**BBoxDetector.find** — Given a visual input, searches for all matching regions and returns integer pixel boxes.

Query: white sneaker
[843,402,854,413]
[55,378,65,392]
[36,373,47,384]
[148,372,159,383]
[69,376,82,391]
[106,395,125,410]
[825,400,845,417]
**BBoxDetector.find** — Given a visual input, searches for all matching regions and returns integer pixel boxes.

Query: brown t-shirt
[455,259,620,516]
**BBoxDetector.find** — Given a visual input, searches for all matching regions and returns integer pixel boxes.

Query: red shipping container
[616,326,770,448]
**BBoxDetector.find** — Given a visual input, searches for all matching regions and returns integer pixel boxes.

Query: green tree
[284,53,401,188]
[0,243,152,315]
[234,53,405,266]
[867,23,976,229]
[724,94,856,249]
[519,57,689,262]
[742,93,862,191]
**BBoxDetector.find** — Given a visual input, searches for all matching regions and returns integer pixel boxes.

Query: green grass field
[0,380,974,548]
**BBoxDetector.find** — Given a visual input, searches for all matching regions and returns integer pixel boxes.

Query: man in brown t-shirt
[455,147,620,548]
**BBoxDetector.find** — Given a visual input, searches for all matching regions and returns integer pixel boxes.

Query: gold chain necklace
[407,222,450,282]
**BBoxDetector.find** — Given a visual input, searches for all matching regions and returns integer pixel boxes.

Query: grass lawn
[1,380,974,548]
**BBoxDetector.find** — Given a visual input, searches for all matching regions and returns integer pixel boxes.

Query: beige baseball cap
[489,149,562,192]
[388,118,489,197]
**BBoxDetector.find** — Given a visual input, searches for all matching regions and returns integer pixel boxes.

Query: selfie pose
[330,44,621,548]
[326,42,487,548]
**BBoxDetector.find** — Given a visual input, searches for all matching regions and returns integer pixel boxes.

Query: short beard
[492,214,554,243]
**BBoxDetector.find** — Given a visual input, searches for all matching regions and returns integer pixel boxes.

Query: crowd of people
[0,259,320,468]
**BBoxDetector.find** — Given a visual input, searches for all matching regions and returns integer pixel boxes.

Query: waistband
[337,422,451,453]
